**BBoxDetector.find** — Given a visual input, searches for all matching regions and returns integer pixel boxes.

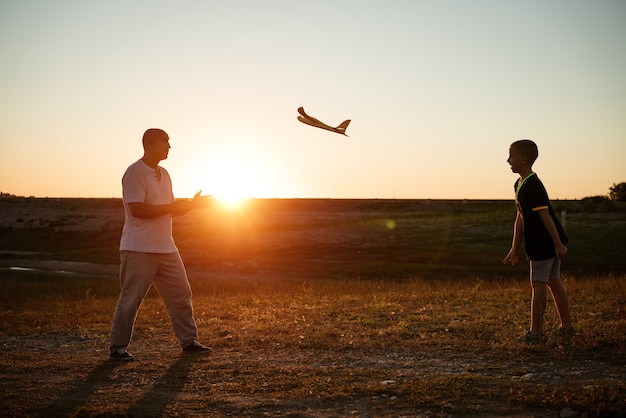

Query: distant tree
[581,195,609,204]
[580,195,613,213]
[609,182,626,201]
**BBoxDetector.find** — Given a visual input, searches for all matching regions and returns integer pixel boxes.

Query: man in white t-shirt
[109,128,211,361]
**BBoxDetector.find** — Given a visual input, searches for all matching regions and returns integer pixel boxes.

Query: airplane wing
[297,107,350,136]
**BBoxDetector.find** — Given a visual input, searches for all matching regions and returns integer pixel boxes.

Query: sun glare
[200,146,274,209]
[215,194,249,210]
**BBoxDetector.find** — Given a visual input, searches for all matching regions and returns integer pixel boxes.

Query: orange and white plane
[297,107,350,136]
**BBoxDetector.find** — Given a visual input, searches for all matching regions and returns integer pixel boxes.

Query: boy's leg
[547,260,573,330]
[152,251,198,348]
[530,281,547,335]
[529,259,553,335]
[110,251,158,354]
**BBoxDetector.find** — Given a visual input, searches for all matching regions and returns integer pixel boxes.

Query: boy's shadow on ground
[38,354,198,417]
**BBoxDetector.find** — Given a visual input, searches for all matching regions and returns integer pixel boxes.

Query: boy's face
[507,146,527,174]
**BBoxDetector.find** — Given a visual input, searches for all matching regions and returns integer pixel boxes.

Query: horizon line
[0,193,598,202]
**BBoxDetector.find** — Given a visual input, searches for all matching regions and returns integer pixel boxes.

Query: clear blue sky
[1,0,625,199]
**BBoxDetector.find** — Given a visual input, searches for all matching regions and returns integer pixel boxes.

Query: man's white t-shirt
[119,159,178,253]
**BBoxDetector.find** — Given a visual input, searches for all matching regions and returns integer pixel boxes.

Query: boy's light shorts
[530,257,561,283]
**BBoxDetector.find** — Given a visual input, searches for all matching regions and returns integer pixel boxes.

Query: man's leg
[153,252,198,348]
[110,251,158,354]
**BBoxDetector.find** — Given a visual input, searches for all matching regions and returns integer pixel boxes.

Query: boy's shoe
[110,349,135,361]
[182,342,211,353]
[556,327,576,337]
[517,330,544,343]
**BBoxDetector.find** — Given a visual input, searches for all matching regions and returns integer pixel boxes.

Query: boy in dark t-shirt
[503,139,574,342]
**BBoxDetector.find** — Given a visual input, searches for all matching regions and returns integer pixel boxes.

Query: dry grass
[1,273,624,417]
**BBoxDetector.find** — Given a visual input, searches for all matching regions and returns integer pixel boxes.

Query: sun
[216,195,248,209]
[212,179,252,210]
[199,147,275,209]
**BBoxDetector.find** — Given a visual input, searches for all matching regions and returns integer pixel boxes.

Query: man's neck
[141,156,159,169]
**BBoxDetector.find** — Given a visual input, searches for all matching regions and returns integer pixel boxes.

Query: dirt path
[2,331,620,417]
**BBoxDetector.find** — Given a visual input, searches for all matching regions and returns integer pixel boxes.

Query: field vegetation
[0,198,625,417]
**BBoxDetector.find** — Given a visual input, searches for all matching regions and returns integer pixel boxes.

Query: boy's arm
[537,209,568,259]
[503,211,524,266]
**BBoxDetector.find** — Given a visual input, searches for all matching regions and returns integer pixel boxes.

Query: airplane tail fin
[336,119,351,135]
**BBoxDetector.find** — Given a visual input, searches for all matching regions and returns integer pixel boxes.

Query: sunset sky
[1,0,625,200]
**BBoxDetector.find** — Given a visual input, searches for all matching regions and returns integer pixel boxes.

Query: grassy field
[2,198,625,279]
[0,198,625,417]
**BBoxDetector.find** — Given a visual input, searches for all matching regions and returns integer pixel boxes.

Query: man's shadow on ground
[37,354,198,417]
[128,354,198,416]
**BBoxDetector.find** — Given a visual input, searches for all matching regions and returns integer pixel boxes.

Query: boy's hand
[555,243,567,259]
[502,249,519,266]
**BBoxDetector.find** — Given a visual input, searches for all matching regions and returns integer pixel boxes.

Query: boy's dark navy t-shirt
[515,173,568,261]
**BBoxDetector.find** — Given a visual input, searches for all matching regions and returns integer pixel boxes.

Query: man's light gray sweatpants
[110,250,198,354]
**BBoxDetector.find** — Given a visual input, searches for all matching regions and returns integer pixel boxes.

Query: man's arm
[537,209,567,259]
[503,211,524,266]
[128,191,211,218]
[127,202,179,218]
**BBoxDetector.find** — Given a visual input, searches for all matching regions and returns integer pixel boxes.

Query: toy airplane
[297,107,350,136]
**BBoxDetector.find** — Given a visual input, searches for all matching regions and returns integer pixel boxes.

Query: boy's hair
[511,139,538,165]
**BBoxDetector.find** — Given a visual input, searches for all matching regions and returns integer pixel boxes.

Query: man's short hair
[142,128,168,147]
[511,139,538,165]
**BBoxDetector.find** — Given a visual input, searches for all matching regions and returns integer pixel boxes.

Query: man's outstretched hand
[191,190,212,209]
[171,190,213,216]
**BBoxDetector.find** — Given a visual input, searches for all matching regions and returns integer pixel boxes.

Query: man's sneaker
[517,330,544,343]
[182,342,211,353]
[110,349,135,361]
